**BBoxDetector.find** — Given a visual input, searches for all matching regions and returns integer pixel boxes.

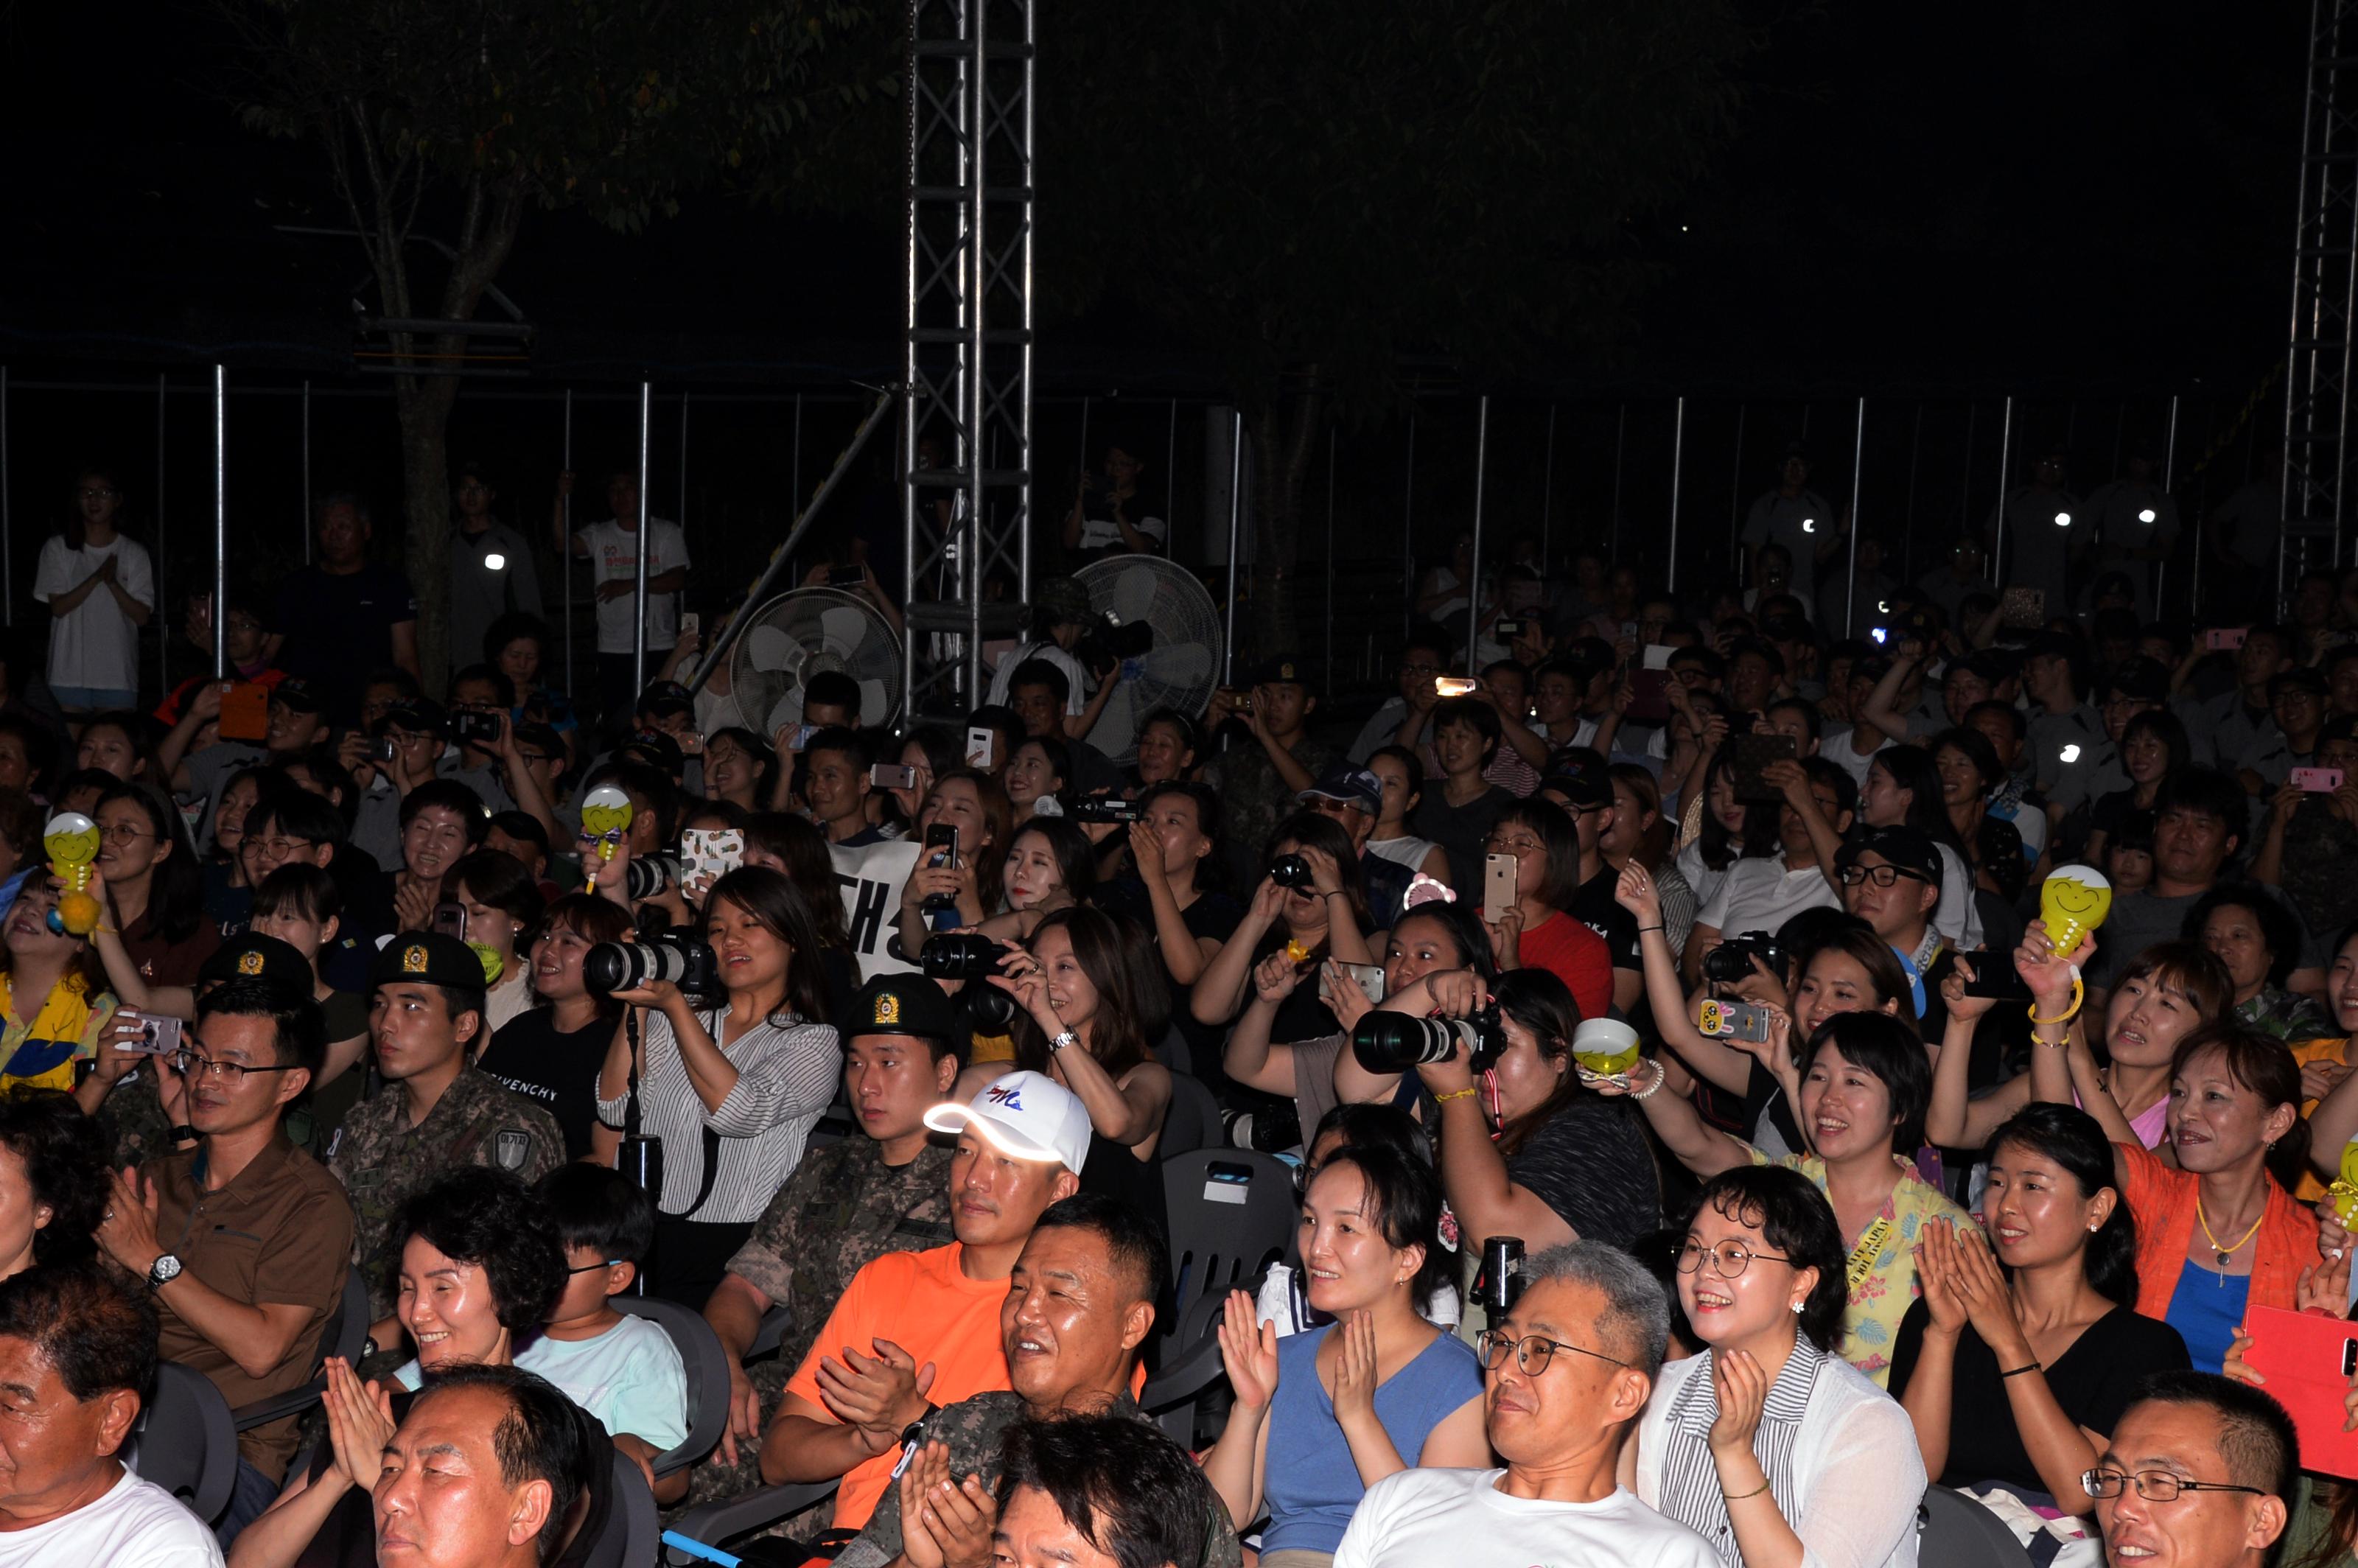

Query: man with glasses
[1298,763,1414,928]
[1347,629,1453,765]
[2088,1371,2294,1568]
[92,975,354,1539]
[449,461,544,678]
[1835,827,1951,1037]
[1333,1240,1714,1568]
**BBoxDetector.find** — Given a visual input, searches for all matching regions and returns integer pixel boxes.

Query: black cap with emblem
[368,931,487,993]
[200,932,315,993]
[848,975,957,1044]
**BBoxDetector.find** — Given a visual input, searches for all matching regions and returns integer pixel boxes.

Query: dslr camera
[1702,931,1788,987]
[583,931,720,995]
[450,709,502,747]
[1073,796,1145,824]
[626,854,680,900]
[922,933,1017,1032]
[1269,853,1315,891]
[1350,1004,1509,1076]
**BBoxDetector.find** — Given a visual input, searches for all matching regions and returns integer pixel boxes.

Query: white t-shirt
[1074,506,1166,553]
[574,517,690,654]
[984,640,1088,715]
[34,535,155,693]
[0,1468,223,1567]
[1696,852,1841,939]
[1333,1466,1717,1568]
[392,1315,689,1453]
[1365,834,1444,877]
[1819,725,1889,786]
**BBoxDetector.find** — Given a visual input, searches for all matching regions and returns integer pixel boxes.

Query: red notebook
[2242,1306,2358,1480]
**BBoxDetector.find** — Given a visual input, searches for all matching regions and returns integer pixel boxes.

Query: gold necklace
[2195,1195,2267,1273]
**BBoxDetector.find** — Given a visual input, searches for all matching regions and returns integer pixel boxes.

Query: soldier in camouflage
[680,976,963,1516]
[830,1194,1243,1568]
[327,932,562,1343]
[1203,657,1337,889]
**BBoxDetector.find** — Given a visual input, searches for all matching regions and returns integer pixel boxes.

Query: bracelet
[2026,978,2085,1027]
[1637,924,1665,934]
[1724,1480,1771,1502]
[1434,1087,1479,1105]
[1631,1062,1665,1100]
[1998,1361,2043,1379]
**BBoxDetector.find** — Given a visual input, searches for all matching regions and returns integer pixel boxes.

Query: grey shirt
[448,521,544,672]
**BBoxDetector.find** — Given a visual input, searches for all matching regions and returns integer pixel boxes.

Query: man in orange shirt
[757,1069,1091,1544]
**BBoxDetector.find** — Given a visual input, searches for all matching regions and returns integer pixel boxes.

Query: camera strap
[623,1007,644,1143]
[676,1008,730,1222]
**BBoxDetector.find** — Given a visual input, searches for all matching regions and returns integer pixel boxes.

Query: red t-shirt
[1516,910,1613,1020]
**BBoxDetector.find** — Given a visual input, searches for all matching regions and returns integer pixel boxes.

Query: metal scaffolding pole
[1539,402,1557,575]
[1466,396,1491,673]
[2159,393,2182,609]
[633,382,651,696]
[1993,395,2016,585]
[1903,402,1923,583]
[0,368,10,628]
[1666,397,1687,592]
[1165,400,1179,561]
[679,391,690,539]
[2278,0,2358,602]
[561,391,574,700]
[1225,409,1242,682]
[1845,398,1866,637]
[212,366,227,676]
[1324,425,1337,685]
[156,374,167,697]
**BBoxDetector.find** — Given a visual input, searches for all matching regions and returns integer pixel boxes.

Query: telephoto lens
[1349,1014,1472,1074]
[626,855,680,900]
[920,933,1003,979]
[1268,853,1315,890]
[616,1134,665,1200]
[583,934,719,994]
[1474,1236,1526,1313]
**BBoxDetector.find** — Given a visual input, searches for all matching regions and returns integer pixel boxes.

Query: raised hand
[1614,861,1662,925]
[1217,1289,1281,1411]
[1709,1348,1768,1455]
[1251,949,1303,1005]
[1942,954,1998,1023]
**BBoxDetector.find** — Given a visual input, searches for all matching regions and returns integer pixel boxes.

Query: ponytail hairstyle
[1987,1103,2140,1308]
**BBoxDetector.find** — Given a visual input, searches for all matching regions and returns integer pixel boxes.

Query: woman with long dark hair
[593,864,840,1305]
[1004,734,1074,827]
[477,892,634,1163]
[1674,749,1775,916]
[447,848,547,1035]
[1891,1104,2191,1509]
[1191,812,1378,1042]
[1857,745,1981,949]
[1480,798,1615,1021]
[88,780,215,990]
[892,768,1015,956]
[35,466,154,715]
[2085,708,2188,866]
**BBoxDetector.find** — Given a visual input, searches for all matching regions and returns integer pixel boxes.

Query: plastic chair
[579,1447,662,1568]
[234,1267,368,1431]
[1156,1149,1297,1367]
[134,1362,239,1525]
[746,1303,791,1361]
[662,1477,839,1567]
[1139,1309,1231,1449]
[1917,1486,2038,1568]
[1158,1070,1221,1159]
[614,1295,730,1476]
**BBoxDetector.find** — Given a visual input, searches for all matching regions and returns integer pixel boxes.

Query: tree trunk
[1245,377,1325,665]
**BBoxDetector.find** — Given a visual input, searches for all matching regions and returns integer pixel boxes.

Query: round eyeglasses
[1474,1328,1627,1376]
[1674,1239,1794,1279]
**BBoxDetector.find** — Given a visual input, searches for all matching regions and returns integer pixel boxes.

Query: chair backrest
[1917,1486,2037,1568]
[1158,1070,1220,1159]
[1156,1148,1297,1359]
[134,1362,238,1525]
[579,1449,660,1568]
[329,1267,370,1365]
[613,1295,729,1475]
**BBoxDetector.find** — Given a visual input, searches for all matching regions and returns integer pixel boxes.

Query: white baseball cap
[923,1070,1092,1175]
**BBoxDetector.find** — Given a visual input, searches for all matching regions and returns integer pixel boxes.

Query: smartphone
[828,564,865,589]
[872,763,919,789]
[376,736,398,766]
[1626,668,1671,726]
[451,710,501,746]
[923,823,960,868]
[788,723,819,752]
[964,727,996,769]
[1961,962,2034,1001]
[1316,962,1388,1008]
[2206,626,2250,652]
[1999,587,2047,629]
[1494,618,1527,640]
[1483,853,1517,923]
[676,731,705,757]
[1620,620,1640,642]
[1696,998,1772,1043]
[679,612,701,641]
[218,680,270,743]
[679,827,745,894]
[1435,676,1480,698]
[431,900,469,941]
[1727,733,1799,803]
[2295,767,2347,793]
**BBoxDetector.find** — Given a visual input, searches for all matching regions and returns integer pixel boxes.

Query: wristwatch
[147,1253,183,1290]
[1049,1028,1079,1054]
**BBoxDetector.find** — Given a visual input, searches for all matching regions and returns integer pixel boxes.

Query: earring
[1790,1300,1803,1315]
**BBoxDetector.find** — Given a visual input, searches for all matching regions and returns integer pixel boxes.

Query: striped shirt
[595,1009,841,1224]
[1653,1340,1823,1567]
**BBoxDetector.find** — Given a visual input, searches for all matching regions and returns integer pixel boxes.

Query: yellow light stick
[2331,1139,2358,1231]
[2032,864,2113,1023]
[1571,1018,1642,1079]
[580,785,635,895]
[43,812,102,937]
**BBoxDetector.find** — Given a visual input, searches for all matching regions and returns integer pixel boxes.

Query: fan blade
[1089,683,1144,762]
[746,623,806,676]
[858,679,892,725]
[817,605,875,660]
[764,693,805,733]
[1138,644,1214,689]
[1109,564,1161,626]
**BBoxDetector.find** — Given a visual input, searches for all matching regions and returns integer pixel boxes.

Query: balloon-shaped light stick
[43,812,102,937]
[1571,1018,1642,1081]
[580,785,635,895]
[2332,1139,2358,1231]
[2032,864,2113,1022]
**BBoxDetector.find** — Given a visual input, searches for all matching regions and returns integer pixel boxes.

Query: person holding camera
[592,864,842,1306]
[1190,814,1379,1051]
[1682,756,1855,989]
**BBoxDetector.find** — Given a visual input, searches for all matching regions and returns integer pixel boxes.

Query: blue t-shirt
[1259,1321,1484,1555]
[2166,1259,2250,1375]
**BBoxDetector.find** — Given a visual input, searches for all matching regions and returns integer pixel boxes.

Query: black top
[477,1007,617,1160]
[1096,880,1245,1099]
[1502,1095,1659,1247]
[1888,1299,2192,1496]
[1083,1127,1169,1242]
[1410,784,1517,895]
[271,563,419,721]
[1565,865,1642,973]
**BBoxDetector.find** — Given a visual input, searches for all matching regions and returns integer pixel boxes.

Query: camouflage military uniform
[97,1066,180,1168]
[832,1392,1244,1568]
[1206,732,1337,876]
[676,1137,955,1513]
[328,1064,564,1320]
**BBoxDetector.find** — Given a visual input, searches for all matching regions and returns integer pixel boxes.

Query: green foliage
[223,0,883,231]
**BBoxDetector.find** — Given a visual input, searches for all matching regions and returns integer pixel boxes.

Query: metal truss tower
[900,0,1035,723]
[2281,0,2358,596]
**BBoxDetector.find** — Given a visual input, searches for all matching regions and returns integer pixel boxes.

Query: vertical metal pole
[0,368,10,629]
[1666,397,1687,592]
[211,366,227,676]
[156,374,168,698]
[1993,395,2016,587]
[561,390,574,700]
[1077,396,1091,489]
[1845,398,1866,637]
[1903,402,1924,583]
[1610,403,1627,565]
[633,382,651,696]
[1166,399,1179,561]
[2159,393,2182,609]
[791,394,805,584]
[679,391,690,537]
[1962,402,1978,539]
[1729,402,1748,567]
[301,380,312,564]
[1539,402,1558,575]
[1401,413,1418,637]
[1224,409,1243,682]
[1324,426,1337,686]
[1466,396,1491,673]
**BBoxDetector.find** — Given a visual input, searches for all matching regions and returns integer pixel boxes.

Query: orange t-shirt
[782,1243,1014,1530]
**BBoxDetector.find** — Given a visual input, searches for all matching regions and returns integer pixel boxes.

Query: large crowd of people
[0,443,2352,1568]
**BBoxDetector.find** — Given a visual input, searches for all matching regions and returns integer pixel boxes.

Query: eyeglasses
[1399,663,1443,678]
[565,1259,621,1275]
[1485,836,1545,857]
[99,825,154,845]
[1474,1329,1627,1376]
[78,488,121,502]
[250,837,315,858]
[1674,1239,1794,1278]
[2079,1469,2263,1504]
[1837,864,1928,889]
[169,1050,300,1083]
